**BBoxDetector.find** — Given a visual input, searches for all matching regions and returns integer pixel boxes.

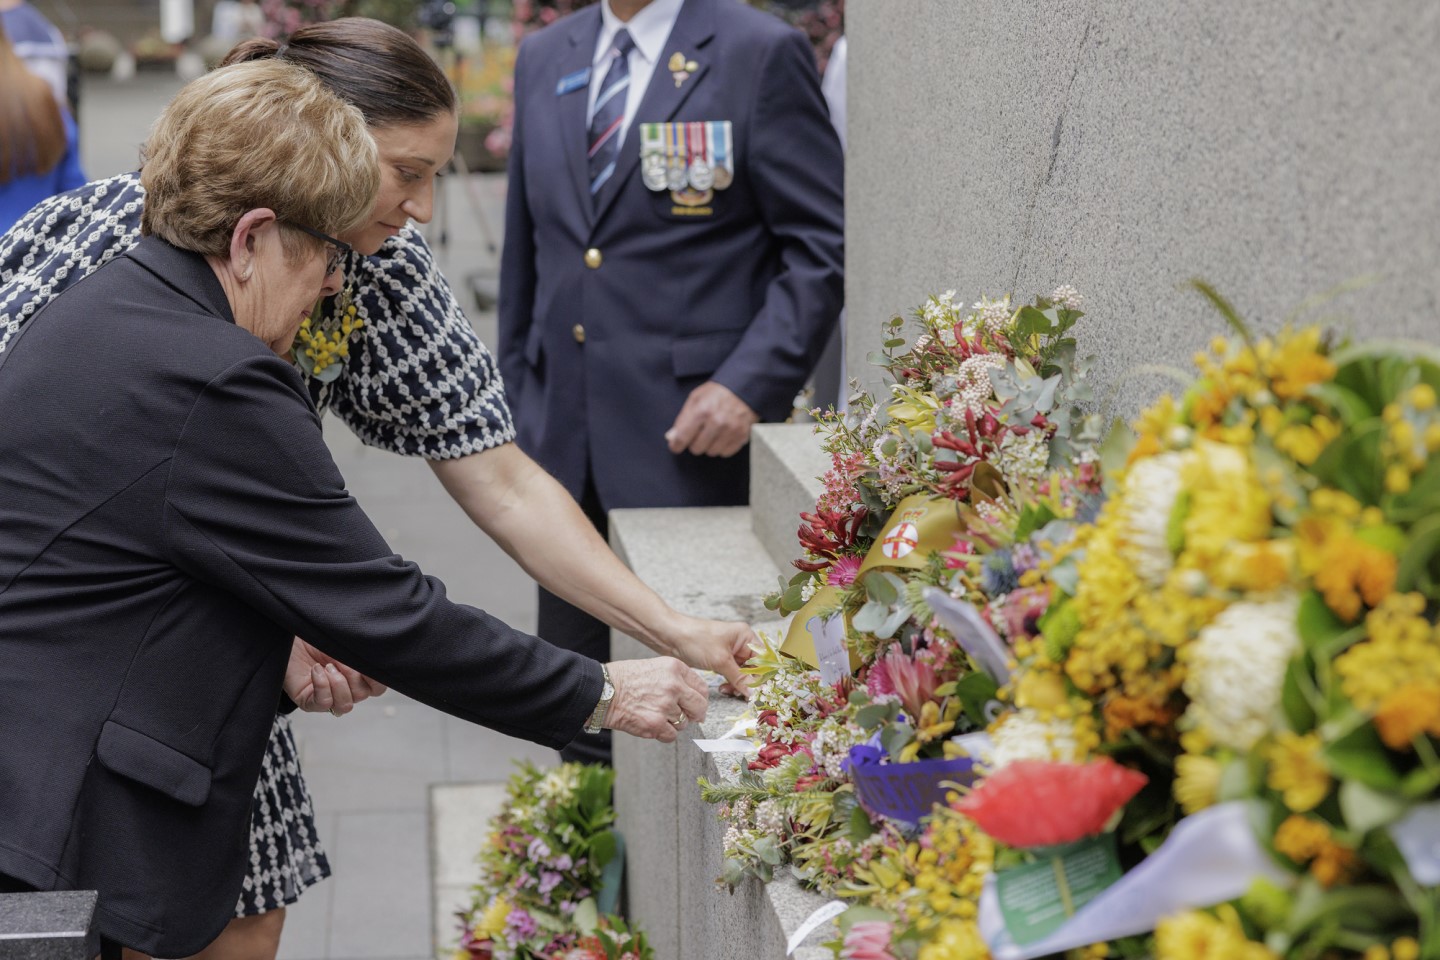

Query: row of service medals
[639,121,734,207]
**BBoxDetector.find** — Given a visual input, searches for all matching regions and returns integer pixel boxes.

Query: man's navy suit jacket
[498,0,845,510]
[0,238,602,956]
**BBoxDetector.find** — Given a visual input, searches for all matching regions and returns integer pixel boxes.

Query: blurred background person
[0,17,84,233]
[0,0,66,105]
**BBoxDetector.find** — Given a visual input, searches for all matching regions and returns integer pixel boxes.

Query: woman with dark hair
[0,18,752,960]
[0,16,84,232]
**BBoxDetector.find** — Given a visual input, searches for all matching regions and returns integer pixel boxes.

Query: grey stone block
[673,700,834,960]
[610,506,784,958]
[749,424,828,574]
[609,506,845,957]
[847,0,1440,421]
[0,891,95,960]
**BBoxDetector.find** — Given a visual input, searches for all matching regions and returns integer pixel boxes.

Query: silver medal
[688,159,714,191]
[642,153,669,191]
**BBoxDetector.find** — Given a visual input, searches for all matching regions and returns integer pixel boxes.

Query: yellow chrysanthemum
[1265,732,1330,812]
[1267,327,1335,400]
[1174,753,1222,815]
[472,895,511,940]
[1154,904,1279,960]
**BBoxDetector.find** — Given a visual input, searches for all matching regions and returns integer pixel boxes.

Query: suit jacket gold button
[584,248,603,269]
[572,323,586,344]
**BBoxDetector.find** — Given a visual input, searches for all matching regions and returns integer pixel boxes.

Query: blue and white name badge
[556,68,591,96]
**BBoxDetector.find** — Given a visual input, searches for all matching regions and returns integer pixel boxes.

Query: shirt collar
[595,0,684,68]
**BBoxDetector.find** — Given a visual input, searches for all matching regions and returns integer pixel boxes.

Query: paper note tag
[925,587,1013,683]
[809,611,851,686]
[693,738,759,754]
[717,716,757,740]
[995,834,1122,946]
[786,900,847,955]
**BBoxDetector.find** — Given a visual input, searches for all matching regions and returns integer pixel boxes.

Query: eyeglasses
[285,221,352,277]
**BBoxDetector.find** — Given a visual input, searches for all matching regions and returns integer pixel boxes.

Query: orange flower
[1374,682,1440,750]
[1102,692,1182,741]
[1273,815,1359,888]
[1313,536,1397,622]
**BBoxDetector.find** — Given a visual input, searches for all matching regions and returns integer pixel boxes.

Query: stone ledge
[750,424,828,574]
[610,506,835,959]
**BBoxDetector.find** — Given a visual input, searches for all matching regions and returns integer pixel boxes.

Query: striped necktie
[587,28,635,203]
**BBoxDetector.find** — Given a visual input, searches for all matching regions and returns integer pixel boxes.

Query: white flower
[953,353,1005,414]
[1050,285,1083,311]
[755,799,787,839]
[810,721,866,779]
[971,295,1012,335]
[1182,593,1301,751]
[997,429,1050,482]
[1118,451,1188,586]
[799,578,817,603]
[989,708,1080,769]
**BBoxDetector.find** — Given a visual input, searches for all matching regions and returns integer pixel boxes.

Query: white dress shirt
[586,0,685,145]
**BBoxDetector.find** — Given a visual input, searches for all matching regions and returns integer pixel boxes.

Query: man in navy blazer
[499,0,844,760]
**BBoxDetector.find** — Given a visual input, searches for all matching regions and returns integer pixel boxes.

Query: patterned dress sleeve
[310,226,517,460]
[0,173,145,354]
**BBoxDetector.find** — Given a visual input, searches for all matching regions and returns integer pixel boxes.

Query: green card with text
[995,833,1123,946]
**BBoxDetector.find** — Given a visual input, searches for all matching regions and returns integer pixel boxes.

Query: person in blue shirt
[0,17,85,234]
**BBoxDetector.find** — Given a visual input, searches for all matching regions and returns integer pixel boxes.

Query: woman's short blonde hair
[140,60,379,258]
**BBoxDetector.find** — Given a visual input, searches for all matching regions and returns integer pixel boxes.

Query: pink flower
[826,555,862,587]
[841,921,898,960]
[874,647,939,719]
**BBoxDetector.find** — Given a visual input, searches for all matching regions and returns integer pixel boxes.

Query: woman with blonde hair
[0,16,83,231]
[0,56,708,959]
[0,17,752,960]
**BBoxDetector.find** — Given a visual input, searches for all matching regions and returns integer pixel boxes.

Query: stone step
[609,506,834,959]
[749,423,828,576]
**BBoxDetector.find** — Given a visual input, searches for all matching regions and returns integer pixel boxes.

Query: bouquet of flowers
[454,763,651,960]
[699,287,1105,911]
[965,287,1440,958]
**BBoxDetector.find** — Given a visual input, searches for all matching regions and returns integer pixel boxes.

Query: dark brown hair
[0,18,66,183]
[221,17,456,128]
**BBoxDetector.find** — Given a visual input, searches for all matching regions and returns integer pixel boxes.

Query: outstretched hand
[604,658,710,743]
[659,613,756,697]
[284,637,389,715]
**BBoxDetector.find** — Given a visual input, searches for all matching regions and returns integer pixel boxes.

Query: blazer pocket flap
[672,330,745,379]
[523,323,544,367]
[97,720,212,807]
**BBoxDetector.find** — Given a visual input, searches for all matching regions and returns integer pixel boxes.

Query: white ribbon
[979,801,1292,959]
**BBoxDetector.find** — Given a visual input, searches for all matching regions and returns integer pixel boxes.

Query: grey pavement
[70,71,551,960]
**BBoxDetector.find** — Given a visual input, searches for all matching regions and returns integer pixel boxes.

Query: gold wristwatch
[583,663,615,735]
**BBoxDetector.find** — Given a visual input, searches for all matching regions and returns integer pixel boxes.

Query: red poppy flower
[956,760,1147,848]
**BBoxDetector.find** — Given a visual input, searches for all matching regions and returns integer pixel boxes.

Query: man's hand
[284,638,389,715]
[665,381,759,457]
[604,658,710,743]
[657,613,756,697]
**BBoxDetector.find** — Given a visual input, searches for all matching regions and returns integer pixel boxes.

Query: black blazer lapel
[556,8,603,227]
[592,0,716,225]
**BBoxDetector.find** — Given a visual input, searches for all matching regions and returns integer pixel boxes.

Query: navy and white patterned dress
[0,173,517,916]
